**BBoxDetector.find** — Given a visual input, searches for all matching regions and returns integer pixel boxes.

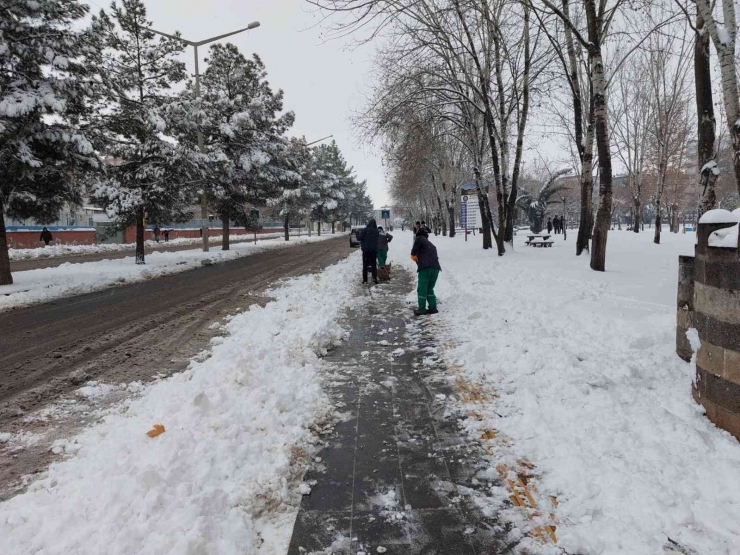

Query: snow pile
[0,234,339,311]
[708,223,739,249]
[389,229,740,554]
[0,252,360,555]
[698,208,739,224]
[8,233,289,260]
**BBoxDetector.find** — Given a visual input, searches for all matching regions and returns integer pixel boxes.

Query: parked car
[350,226,363,248]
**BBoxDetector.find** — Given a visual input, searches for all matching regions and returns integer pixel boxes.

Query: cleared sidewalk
[287,270,515,555]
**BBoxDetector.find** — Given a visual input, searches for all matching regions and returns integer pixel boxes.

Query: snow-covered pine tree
[89,0,198,264]
[0,0,101,285]
[267,137,312,241]
[309,141,349,235]
[171,43,298,250]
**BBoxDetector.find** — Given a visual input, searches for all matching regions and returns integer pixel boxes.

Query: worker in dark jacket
[40,227,53,246]
[356,219,380,284]
[410,229,441,315]
[376,226,393,268]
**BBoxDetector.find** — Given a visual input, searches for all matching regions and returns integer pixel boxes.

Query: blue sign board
[381,209,391,219]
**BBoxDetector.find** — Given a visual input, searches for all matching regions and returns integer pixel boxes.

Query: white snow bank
[0,252,361,555]
[708,223,739,249]
[8,233,289,260]
[389,229,740,554]
[0,234,341,312]
[698,208,739,224]
[733,207,740,218]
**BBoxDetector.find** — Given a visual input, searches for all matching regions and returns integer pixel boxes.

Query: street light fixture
[146,21,261,252]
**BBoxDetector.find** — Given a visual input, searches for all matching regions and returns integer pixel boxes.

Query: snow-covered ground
[389,228,740,554]
[8,231,295,260]
[0,234,340,312]
[0,251,362,555]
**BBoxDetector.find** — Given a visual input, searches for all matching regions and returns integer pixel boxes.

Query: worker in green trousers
[410,228,441,315]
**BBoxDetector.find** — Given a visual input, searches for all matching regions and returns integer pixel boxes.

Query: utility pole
[146,21,260,252]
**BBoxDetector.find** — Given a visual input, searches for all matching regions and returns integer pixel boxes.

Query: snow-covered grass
[0,233,342,312]
[0,251,362,555]
[389,228,740,554]
[7,231,298,260]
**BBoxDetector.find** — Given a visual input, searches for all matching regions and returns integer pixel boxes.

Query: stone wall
[679,210,740,439]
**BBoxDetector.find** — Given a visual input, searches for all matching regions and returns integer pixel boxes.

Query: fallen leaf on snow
[146,424,166,438]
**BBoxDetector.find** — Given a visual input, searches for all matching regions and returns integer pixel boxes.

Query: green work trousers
[377,249,388,268]
[417,268,440,312]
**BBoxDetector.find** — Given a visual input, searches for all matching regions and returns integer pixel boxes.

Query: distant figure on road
[553,216,559,234]
[153,226,161,243]
[547,217,553,234]
[163,229,170,242]
[377,226,393,269]
[411,228,441,316]
[356,219,379,284]
[40,227,53,246]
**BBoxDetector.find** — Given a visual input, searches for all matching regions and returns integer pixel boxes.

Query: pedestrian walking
[413,221,421,235]
[410,228,441,316]
[377,226,393,269]
[356,219,380,284]
[40,227,53,246]
[547,217,553,234]
[421,220,431,234]
[163,229,170,242]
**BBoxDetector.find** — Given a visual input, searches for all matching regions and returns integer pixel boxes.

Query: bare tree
[612,60,652,234]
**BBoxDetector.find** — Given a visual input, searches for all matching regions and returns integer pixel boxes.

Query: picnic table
[525,234,554,248]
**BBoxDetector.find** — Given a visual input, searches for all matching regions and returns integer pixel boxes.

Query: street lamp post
[146,22,260,252]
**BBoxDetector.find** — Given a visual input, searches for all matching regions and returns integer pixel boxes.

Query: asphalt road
[0,235,355,499]
[0,235,353,411]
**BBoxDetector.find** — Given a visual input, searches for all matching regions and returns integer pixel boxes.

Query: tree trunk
[317,220,321,236]
[695,11,718,219]
[633,198,640,233]
[284,214,290,241]
[222,210,230,251]
[505,0,531,243]
[696,0,740,197]
[654,147,669,244]
[474,168,493,250]
[586,0,613,272]
[136,207,145,265]
[448,205,456,238]
[0,197,13,285]
[576,100,595,255]
[332,221,335,234]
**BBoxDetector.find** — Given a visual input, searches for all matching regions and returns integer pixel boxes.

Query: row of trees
[0,0,373,285]
[310,0,739,271]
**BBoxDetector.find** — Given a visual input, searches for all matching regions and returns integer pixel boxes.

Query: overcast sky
[115,0,391,207]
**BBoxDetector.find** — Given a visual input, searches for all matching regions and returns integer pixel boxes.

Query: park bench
[525,234,554,248]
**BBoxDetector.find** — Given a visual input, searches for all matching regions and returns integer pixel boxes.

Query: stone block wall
[679,211,740,439]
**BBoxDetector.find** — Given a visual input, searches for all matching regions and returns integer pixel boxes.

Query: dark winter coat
[377,231,393,251]
[411,230,441,272]
[357,220,379,252]
[40,229,53,244]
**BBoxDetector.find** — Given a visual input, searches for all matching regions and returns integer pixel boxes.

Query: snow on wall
[708,223,739,249]
[698,208,740,224]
